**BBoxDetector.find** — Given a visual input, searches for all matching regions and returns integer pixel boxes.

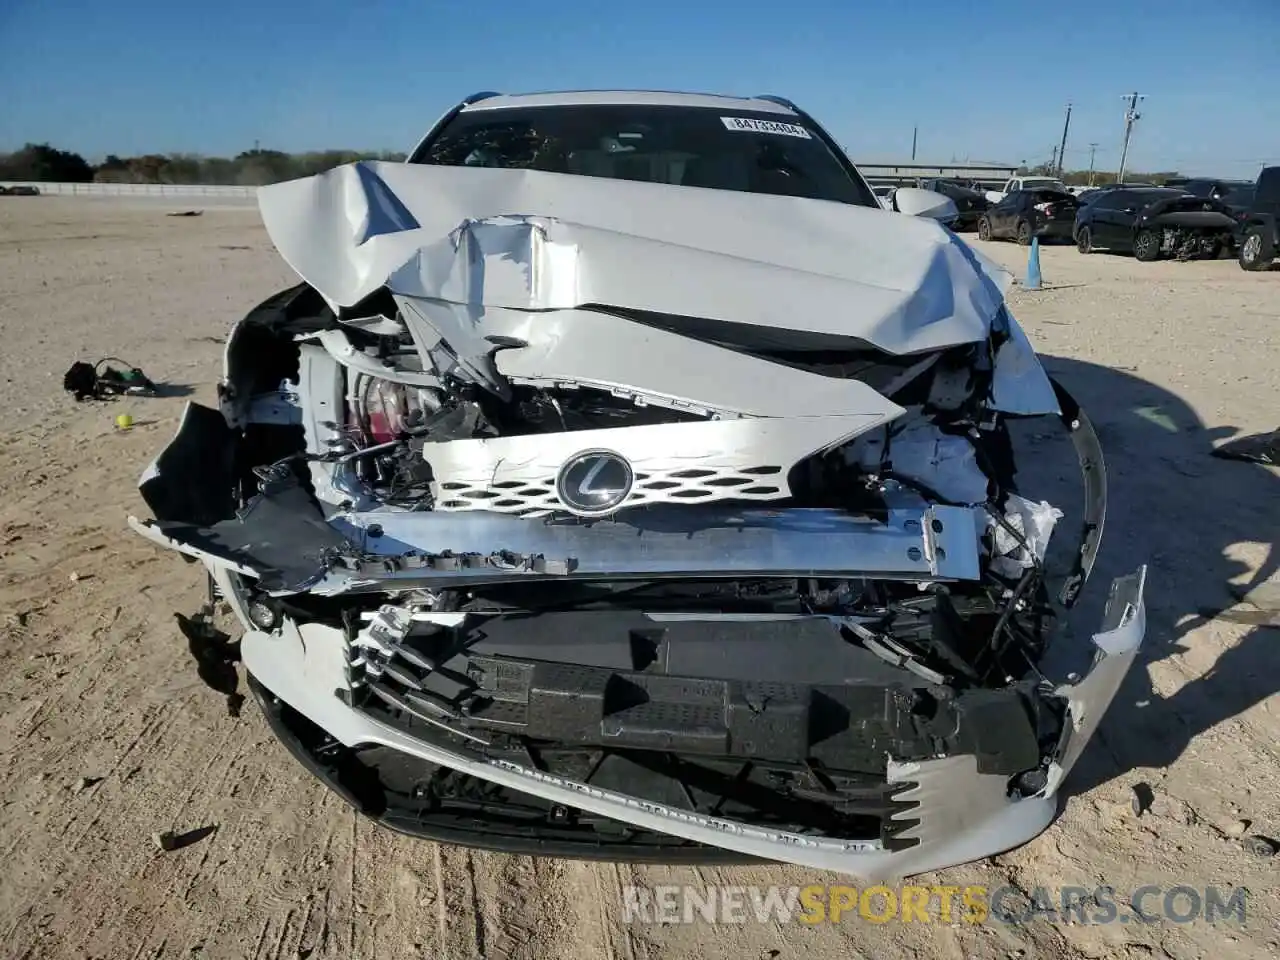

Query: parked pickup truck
[985,175,1068,204]
[1237,166,1280,271]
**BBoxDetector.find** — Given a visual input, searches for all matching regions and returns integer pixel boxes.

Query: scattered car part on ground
[978,188,1079,245]
[1237,166,1280,271]
[1211,427,1279,466]
[1,184,41,196]
[1074,189,1237,261]
[62,357,158,401]
[129,89,1145,881]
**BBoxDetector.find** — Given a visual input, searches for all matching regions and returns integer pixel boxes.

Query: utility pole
[1117,92,1144,184]
[1056,102,1072,176]
[911,126,918,162]
[1087,143,1098,186]
[1050,144,1059,173]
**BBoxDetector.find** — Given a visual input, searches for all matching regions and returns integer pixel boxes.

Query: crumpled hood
[257,161,1013,356]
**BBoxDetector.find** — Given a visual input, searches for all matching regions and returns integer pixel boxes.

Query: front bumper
[1035,219,1076,240]
[240,567,1146,880]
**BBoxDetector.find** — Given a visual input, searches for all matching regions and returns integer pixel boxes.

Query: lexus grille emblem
[556,450,634,517]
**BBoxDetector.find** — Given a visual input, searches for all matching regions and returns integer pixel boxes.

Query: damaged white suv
[131,90,1145,879]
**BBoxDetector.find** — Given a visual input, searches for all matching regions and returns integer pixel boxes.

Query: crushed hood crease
[258,160,1014,356]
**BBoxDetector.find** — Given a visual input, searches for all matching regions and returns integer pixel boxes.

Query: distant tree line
[0,143,408,185]
[0,141,1193,188]
[1021,162,1183,185]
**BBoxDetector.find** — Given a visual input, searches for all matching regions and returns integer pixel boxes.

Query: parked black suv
[1164,176,1254,208]
[919,178,990,231]
[1074,188,1181,252]
[1074,188,1238,261]
[1238,166,1280,271]
[977,188,1078,244]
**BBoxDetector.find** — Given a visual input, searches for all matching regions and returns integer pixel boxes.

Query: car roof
[459,90,799,115]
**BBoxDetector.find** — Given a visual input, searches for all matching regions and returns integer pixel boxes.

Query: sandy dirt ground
[0,197,1277,960]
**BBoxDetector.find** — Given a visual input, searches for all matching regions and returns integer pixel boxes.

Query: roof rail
[754,94,799,111]
[462,91,502,104]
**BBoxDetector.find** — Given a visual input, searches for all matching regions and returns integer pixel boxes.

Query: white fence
[1,181,257,198]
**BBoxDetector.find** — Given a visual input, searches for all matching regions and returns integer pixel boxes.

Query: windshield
[412,104,875,207]
[1029,189,1077,205]
[1217,183,1255,206]
[1022,177,1066,190]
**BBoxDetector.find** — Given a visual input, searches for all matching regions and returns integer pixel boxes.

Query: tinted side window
[1220,184,1255,206]
[1256,168,1280,206]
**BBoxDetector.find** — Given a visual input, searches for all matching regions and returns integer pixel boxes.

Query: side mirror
[891,187,959,224]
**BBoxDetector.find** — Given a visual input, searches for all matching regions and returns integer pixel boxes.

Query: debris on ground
[1211,427,1279,466]
[62,357,157,401]
[1244,835,1278,858]
[152,831,178,852]
[1131,782,1155,817]
[152,825,217,853]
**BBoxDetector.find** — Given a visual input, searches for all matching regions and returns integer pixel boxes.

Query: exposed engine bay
[131,161,1145,879]
[1136,196,1240,261]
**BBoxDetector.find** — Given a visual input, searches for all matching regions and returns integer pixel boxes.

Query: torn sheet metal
[258,161,1013,356]
[487,305,909,420]
[139,402,237,526]
[989,308,1060,415]
[133,479,353,593]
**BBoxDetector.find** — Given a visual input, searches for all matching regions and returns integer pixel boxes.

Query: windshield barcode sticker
[720,117,812,138]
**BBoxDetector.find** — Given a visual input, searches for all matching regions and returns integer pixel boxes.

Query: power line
[1056,103,1072,176]
[1117,92,1144,183]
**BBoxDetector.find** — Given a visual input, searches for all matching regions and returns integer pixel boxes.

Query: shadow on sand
[1013,355,1277,797]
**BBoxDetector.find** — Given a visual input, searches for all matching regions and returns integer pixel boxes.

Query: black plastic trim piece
[248,673,758,863]
[1049,377,1106,608]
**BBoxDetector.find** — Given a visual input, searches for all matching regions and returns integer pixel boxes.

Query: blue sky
[1,0,1276,177]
